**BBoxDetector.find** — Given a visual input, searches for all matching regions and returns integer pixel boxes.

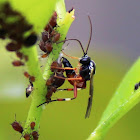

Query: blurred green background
[1,42,140,140]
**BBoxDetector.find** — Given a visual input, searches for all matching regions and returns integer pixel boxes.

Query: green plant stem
[20,1,75,139]
[55,0,66,20]
[21,46,47,137]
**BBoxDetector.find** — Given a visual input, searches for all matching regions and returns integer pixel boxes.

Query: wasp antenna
[56,39,85,55]
[85,15,92,54]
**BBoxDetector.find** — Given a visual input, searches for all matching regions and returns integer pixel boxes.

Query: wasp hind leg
[57,88,74,91]
[50,97,75,102]
[37,92,76,108]
[50,82,78,102]
[57,88,83,91]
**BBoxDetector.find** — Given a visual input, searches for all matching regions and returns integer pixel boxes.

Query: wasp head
[80,55,91,65]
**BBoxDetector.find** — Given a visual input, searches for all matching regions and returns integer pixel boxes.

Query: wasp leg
[37,89,76,107]
[37,100,50,107]
[37,89,77,107]
[51,64,80,75]
[54,75,82,81]
[61,50,79,60]
[51,66,77,70]
[50,97,75,102]
[50,82,78,102]
[37,84,84,107]
[57,88,83,91]
[57,88,74,91]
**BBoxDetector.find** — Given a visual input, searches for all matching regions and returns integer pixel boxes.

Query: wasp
[47,16,96,118]
[38,16,96,118]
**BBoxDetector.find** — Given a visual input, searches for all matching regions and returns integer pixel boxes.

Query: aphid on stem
[23,134,30,140]
[52,32,60,43]
[44,11,57,33]
[26,81,33,98]
[24,71,30,78]
[30,122,36,130]
[6,42,21,52]
[11,114,23,133]
[32,131,39,140]
[12,60,24,66]
[16,51,23,59]
[29,76,35,82]
[42,32,49,42]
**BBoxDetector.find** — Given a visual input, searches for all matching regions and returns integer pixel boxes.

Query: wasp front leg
[53,75,82,81]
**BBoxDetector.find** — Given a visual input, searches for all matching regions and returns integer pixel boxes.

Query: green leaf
[87,58,140,140]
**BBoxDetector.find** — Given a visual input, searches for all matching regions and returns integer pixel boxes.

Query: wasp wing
[85,69,94,118]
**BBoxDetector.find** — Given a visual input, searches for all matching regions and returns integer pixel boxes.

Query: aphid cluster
[24,71,35,82]
[11,118,39,140]
[23,128,39,140]
[0,2,37,66]
[39,11,60,58]
[23,121,39,140]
